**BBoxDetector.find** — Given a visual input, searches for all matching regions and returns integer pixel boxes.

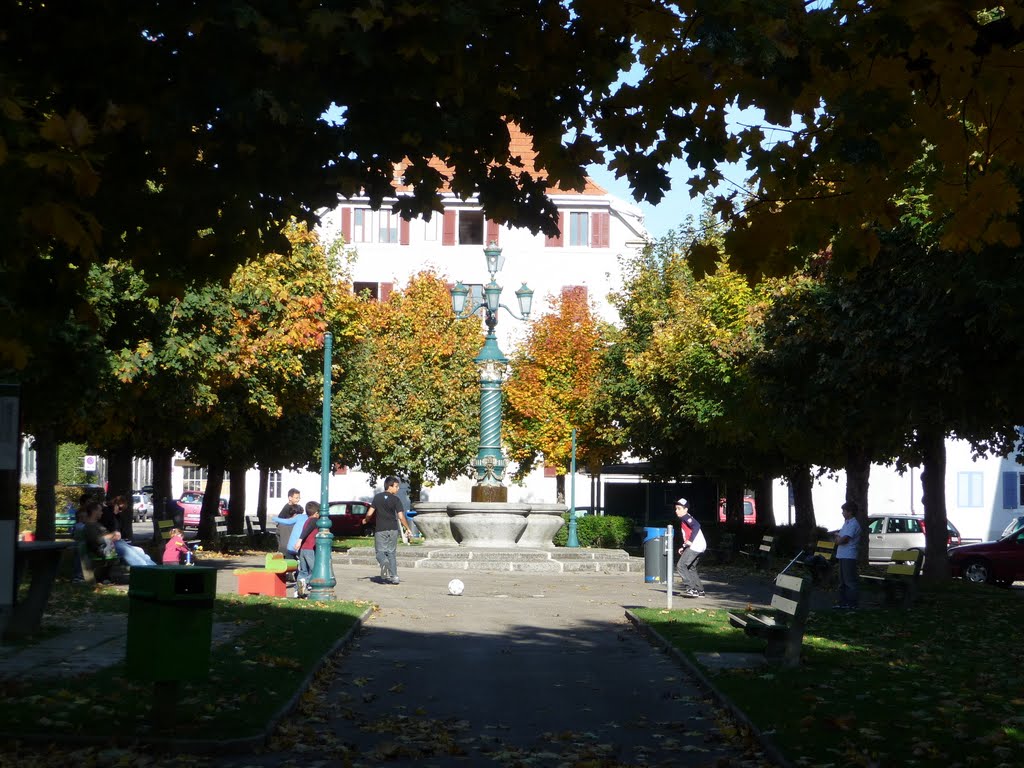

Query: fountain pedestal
[412,501,566,548]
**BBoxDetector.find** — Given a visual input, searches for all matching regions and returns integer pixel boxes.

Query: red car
[328,500,373,537]
[717,496,757,525]
[949,526,1024,587]
[180,492,229,529]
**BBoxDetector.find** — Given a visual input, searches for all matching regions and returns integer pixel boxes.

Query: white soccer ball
[447,578,465,596]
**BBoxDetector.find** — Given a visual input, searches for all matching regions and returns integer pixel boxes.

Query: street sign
[83,455,98,472]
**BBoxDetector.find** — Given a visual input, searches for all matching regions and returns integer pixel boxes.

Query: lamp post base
[471,484,508,503]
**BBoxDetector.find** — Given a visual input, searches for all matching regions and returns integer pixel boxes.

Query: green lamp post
[451,242,533,503]
[308,331,337,601]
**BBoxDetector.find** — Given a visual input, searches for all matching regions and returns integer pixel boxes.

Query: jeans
[114,539,157,567]
[838,557,859,607]
[374,530,399,579]
[675,548,704,592]
[298,550,315,582]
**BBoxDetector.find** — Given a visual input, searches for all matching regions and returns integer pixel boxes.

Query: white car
[132,492,154,522]
[866,513,961,562]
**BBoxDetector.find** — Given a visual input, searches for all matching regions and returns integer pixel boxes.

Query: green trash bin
[126,566,216,681]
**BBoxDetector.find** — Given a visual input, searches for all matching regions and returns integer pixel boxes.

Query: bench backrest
[813,539,836,562]
[769,573,812,623]
[758,534,776,554]
[887,549,923,577]
[157,519,174,541]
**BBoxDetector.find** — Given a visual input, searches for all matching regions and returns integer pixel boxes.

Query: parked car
[866,513,961,562]
[1000,515,1024,539]
[180,492,229,529]
[131,492,153,522]
[328,500,373,537]
[717,496,757,525]
[949,526,1024,586]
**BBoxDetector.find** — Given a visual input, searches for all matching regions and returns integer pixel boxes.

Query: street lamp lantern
[451,281,469,315]
[451,243,533,503]
[515,283,534,318]
[484,240,505,277]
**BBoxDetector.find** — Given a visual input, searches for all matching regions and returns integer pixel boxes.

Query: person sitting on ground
[163,528,190,565]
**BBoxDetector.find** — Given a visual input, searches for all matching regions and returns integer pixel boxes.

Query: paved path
[210,563,772,767]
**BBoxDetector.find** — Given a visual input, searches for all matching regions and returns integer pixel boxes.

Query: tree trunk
[256,467,269,533]
[753,475,774,527]
[725,480,744,527]
[788,466,816,549]
[228,466,246,534]
[107,443,134,540]
[150,446,174,537]
[33,429,57,541]
[845,445,871,567]
[198,463,225,541]
[918,427,949,583]
[408,471,423,504]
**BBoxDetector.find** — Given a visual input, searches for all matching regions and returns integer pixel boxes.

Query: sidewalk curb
[624,608,793,768]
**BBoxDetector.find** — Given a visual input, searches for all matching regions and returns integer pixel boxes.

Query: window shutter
[486,219,500,245]
[380,282,394,302]
[1003,472,1018,509]
[543,466,558,478]
[442,211,457,246]
[592,212,610,248]
[545,212,564,247]
[400,217,410,246]
[340,208,352,242]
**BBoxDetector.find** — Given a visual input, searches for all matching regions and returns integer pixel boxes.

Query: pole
[309,332,336,601]
[566,428,579,547]
[666,523,674,610]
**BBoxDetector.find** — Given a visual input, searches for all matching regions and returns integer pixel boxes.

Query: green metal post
[566,428,579,548]
[309,332,336,601]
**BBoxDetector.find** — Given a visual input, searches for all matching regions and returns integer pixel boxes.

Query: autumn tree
[331,270,480,501]
[590,3,1024,276]
[503,287,620,499]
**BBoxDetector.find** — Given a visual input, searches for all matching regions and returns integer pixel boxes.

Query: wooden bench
[862,549,923,608]
[797,539,836,587]
[75,536,123,585]
[740,534,777,571]
[728,573,813,667]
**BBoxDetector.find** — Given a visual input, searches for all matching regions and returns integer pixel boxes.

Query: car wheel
[963,559,991,584]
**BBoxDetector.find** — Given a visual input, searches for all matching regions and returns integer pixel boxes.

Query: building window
[21,438,35,477]
[569,212,589,246]
[459,211,484,244]
[183,466,207,492]
[958,471,983,508]
[353,208,372,242]
[354,281,380,300]
[379,211,399,243]
[269,471,282,499]
[424,216,440,241]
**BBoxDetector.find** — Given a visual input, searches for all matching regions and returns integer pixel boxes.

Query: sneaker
[297,579,307,597]
[389,576,401,585]
[693,590,706,597]
[683,588,699,597]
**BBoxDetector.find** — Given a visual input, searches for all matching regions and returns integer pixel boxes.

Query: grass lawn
[632,574,1024,768]
[0,581,369,743]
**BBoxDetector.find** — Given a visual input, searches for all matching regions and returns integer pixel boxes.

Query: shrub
[19,483,36,533]
[553,513,633,548]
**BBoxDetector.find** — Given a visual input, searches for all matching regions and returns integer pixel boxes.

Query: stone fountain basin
[411,501,566,548]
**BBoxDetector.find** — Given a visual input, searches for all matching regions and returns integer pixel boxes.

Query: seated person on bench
[84,501,157,568]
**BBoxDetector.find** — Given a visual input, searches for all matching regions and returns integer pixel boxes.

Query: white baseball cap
[676,498,689,507]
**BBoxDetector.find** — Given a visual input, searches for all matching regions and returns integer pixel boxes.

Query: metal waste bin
[126,566,216,681]
[643,527,668,583]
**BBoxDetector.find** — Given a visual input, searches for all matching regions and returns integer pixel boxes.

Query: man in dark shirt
[363,476,413,585]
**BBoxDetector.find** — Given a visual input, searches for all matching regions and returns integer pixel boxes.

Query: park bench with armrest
[795,539,836,587]
[740,533,777,571]
[709,531,736,564]
[861,549,923,608]
[75,532,123,585]
[727,573,813,667]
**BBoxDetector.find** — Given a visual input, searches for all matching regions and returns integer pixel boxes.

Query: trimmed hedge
[553,513,633,549]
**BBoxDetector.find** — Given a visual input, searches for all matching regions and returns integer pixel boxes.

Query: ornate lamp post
[451,242,533,503]
[309,331,337,601]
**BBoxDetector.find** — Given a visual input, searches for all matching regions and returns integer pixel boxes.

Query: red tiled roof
[393,123,606,196]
